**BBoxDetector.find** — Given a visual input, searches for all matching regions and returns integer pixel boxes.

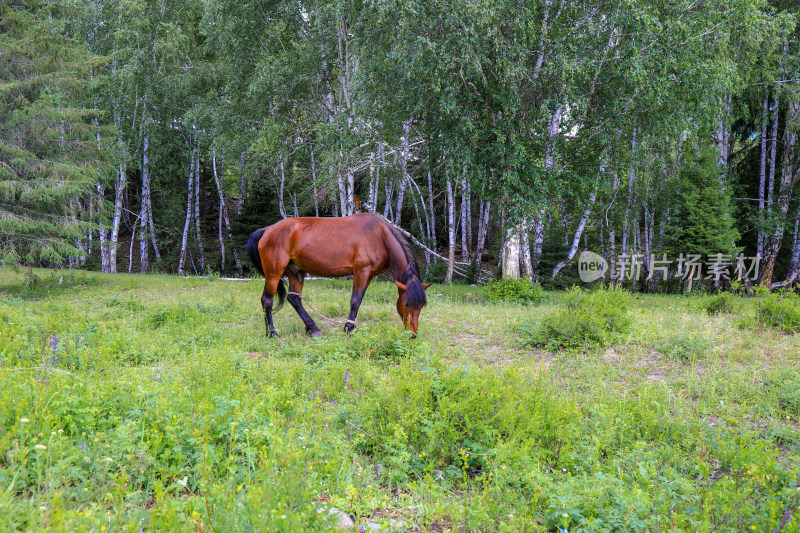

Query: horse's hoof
[267,332,282,340]
[309,329,323,338]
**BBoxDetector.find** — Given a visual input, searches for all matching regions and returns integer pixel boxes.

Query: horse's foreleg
[285,270,322,337]
[345,270,371,335]
[261,283,280,339]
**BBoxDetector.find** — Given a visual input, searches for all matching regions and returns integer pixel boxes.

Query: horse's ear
[395,280,408,291]
[422,283,431,290]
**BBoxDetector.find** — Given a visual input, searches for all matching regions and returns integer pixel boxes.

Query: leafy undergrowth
[520,286,631,350]
[1,268,800,531]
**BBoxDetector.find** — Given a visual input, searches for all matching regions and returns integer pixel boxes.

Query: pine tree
[0,2,109,266]
[667,147,741,260]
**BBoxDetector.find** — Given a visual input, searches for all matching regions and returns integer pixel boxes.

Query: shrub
[423,261,449,284]
[653,330,710,362]
[752,290,800,333]
[521,286,631,350]
[485,278,544,305]
[703,292,737,315]
[464,259,480,285]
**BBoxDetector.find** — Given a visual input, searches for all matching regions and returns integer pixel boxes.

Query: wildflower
[34,444,47,451]
[20,418,29,424]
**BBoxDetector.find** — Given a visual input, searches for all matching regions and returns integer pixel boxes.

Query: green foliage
[751,290,800,333]
[654,330,711,362]
[522,286,631,350]
[422,261,448,285]
[2,269,800,531]
[464,259,480,285]
[703,292,738,315]
[485,278,544,305]
[0,3,111,265]
[665,147,741,261]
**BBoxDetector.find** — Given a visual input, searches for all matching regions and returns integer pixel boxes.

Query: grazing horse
[246,213,430,338]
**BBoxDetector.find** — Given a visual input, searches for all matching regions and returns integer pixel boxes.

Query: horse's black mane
[389,225,427,308]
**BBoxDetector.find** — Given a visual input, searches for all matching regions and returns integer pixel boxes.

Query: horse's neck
[385,238,409,282]
[389,253,409,282]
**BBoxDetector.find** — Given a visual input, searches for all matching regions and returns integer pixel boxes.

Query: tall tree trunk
[785,204,800,286]
[140,132,161,270]
[475,182,491,267]
[502,222,521,279]
[238,152,246,216]
[713,90,731,183]
[445,172,456,284]
[109,164,127,273]
[310,146,319,217]
[552,181,599,278]
[178,147,195,276]
[521,228,533,281]
[767,89,780,212]
[280,157,289,219]
[427,168,436,256]
[395,120,411,225]
[621,127,637,257]
[760,98,799,287]
[139,134,150,273]
[757,90,769,257]
[531,206,546,272]
[460,171,469,260]
[606,168,621,285]
[213,150,241,275]
[346,164,355,215]
[193,146,204,272]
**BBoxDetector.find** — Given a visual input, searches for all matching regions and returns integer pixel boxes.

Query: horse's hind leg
[345,269,371,335]
[261,276,282,339]
[285,268,322,337]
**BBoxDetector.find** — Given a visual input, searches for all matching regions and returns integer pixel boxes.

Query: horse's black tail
[274,277,286,312]
[247,228,265,276]
[246,227,286,312]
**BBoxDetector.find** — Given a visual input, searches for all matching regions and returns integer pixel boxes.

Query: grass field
[1,267,800,532]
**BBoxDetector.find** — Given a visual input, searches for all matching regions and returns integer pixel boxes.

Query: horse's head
[395,279,430,338]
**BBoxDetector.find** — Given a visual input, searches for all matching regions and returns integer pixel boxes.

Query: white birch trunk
[761,97,800,287]
[395,120,411,225]
[193,146,204,271]
[212,150,241,275]
[238,152,246,215]
[621,128,637,256]
[552,183,598,278]
[109,164,127,273]
[502,224,521,279]
[460,172,469,260]
[786,204,800,285]
[757,90,769,257]
[310,146,319,217]
[178,147,195,276]
[521,229,533,281]
[428,169,436,256]
[280,157,289,219]
[767,89,780,210]
[445,173,456,283]
[139,134,150,273]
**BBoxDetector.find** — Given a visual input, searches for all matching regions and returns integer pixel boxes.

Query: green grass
[1,267,800,531]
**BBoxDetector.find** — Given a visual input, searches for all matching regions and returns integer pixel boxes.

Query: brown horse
[246,213,430,338]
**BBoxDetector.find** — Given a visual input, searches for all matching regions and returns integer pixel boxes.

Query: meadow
[1,267,799,532]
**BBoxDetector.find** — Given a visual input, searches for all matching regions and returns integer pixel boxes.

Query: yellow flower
[20,418,30,424]
[34,444,47,451]
[101,527,106,531]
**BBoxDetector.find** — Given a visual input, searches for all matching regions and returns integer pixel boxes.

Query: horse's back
[259,214,391,277]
